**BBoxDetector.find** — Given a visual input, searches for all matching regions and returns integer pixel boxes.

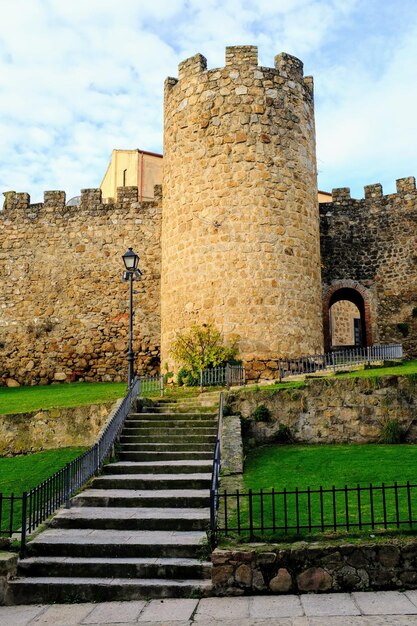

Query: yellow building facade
[100,149,163,201]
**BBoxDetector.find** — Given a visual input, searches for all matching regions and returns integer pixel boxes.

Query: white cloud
[0,0,416,201]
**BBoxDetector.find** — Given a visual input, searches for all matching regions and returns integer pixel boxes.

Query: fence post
[278,359,282,383]
[226,364,231,387]
[160,374,164,397]
[64,464,71,509]
[367,345,371,367]
[19,492,28,559]
[200,370,203,393]
[331,351,336,373]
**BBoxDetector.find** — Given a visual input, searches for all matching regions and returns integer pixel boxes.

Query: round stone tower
[161,46,323,369]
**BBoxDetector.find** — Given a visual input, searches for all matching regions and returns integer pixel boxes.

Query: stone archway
[323,281,373,352]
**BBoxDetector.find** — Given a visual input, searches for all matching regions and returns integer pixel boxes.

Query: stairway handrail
[19,377,141,558]
[209,391,223,549]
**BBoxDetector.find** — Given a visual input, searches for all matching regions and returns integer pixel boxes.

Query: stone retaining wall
[227,374,417,444]
[0,401,118,456]
[0,553,17,605]
[212,539,417,595]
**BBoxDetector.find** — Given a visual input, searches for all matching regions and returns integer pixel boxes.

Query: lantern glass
[122,247,139,271]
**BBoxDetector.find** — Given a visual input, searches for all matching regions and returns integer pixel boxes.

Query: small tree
[170,322,239,376]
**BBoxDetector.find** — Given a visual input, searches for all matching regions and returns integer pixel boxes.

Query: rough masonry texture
[0,401,118,456]
[320,178,417,355]
[212,539,417,595]
[161,46,324,369]
[1,45,417,385]
[227,375,417,444]
[0,187,161,385]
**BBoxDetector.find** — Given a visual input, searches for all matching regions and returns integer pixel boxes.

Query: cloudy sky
[0,0,416,202]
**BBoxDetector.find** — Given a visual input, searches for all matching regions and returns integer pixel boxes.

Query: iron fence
[278,343,402,381]
[0,493,21,539]
[210,392,223,549]
[201,364,245,388]
[0,377,141,556]
[139,374,164,396]
[217,480,417,541]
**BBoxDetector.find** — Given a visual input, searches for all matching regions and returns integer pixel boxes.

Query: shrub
[170,322,239,376]
[274,424,294,444]
[379,418,406,444]
[397,322,409,337]
[177,367,189,386]
[252,404,271,422]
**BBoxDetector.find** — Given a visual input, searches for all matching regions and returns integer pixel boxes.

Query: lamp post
[122,247,141,387]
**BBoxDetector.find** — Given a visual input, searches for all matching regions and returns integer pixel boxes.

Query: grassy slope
[0,448,87,494]
[0,447,87,535]
[336,359,417,379]
[0,382,126,414]
[244,444,417,490]
[224,444,417,540]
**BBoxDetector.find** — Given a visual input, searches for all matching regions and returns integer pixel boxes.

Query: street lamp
[122,247,142,387]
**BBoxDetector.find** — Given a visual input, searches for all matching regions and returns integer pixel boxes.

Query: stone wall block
[332,187,351,202]
[226,45,258,67]
[296,567,332,592]
[364,184,383,199]
[178,53,207,80]
[117,186,139,203]
[44,190,66,209]
[396,176,416,193]
[274,52,304,80]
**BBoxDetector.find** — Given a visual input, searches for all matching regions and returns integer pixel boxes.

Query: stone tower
[161,46,323,369]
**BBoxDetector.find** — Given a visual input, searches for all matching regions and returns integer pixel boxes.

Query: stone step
[119,450,213,462]
[8,576,212,604]
[119,434,217,444]
[128,412,216,420]
[103,460,213,475]
[120,442,214,452]
[144,405,217,413]
[17,556,211,580]
[72,488,210,508]
[91,473,212,491]
[25,529,207,559]
[48,507,210,531]
[122,425,217,436]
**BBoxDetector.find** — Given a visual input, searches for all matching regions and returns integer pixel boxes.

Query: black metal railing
[278,343,402,381]
[0,493,22,539]
[12,377,141,557]
[139,374,164,396]
[217,480,417,540]
[210,392,224,549]
[201,364,245,388]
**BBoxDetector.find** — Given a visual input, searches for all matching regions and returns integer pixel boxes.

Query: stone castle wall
[320,177,417,357]
[161,46,324,370]
[0,187,161,386]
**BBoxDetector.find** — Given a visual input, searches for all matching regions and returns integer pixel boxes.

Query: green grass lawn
[0,447,86,536]
[0,382,126,414]
[336,359,417,379]
[219,444,417,542]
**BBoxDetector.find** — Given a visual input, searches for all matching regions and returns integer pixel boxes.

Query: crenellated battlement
[164,45,312,102]
[324,176,417,207]
[1,185,162,220]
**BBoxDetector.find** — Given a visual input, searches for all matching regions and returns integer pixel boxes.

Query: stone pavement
[4,591,417,625]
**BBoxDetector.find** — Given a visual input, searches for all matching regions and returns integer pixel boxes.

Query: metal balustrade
[1,378,141,557]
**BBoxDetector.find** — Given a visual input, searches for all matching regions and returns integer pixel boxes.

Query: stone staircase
[7,392,219,604]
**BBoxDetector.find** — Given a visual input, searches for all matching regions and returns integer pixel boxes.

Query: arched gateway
[323,282,373,352]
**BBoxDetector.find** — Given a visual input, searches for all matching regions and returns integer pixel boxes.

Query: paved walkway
[3,591,417,625]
